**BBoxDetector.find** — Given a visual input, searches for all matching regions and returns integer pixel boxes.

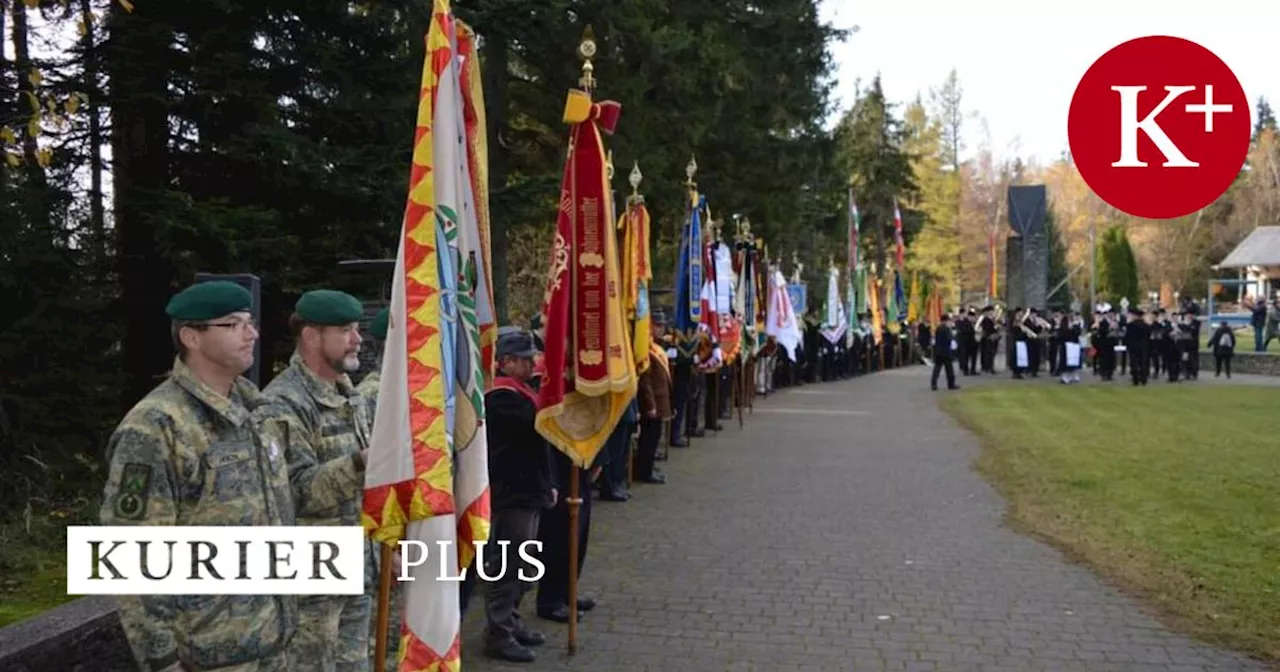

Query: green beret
[369,308,389,340]
[295,289,364,326]
[165,281,252,321]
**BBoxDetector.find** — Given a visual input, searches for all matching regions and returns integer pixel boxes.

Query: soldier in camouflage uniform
[260,289,373,672]
[354,308,386,418]
[354,307,401,671]
[99,281,297,672]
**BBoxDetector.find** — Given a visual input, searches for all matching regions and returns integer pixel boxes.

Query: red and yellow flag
[534,88,637,468]
[361,4,493,668]
[868,277,884,345]
[619,198,652,373]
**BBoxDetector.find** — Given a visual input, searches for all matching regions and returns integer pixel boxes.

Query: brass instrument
[1017,309,1037,339]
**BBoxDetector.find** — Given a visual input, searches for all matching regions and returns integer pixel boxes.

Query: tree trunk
[481,36,510,323]
[104,4,177,410]
[80,0,107,276]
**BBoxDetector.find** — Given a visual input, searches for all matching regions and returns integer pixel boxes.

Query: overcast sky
[819,0,1280,165]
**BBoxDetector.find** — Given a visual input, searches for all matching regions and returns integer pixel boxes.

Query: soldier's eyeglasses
[194,319,258,332]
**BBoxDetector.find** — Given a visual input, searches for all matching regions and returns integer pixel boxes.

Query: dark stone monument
[1006,185,1048,311]
[1005,236,1024,308]
[194,272,262,386]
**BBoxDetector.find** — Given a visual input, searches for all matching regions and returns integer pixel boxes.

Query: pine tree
[1255,96,1277,139]
[1045,208,1070,308]
[1096,226,1140,305]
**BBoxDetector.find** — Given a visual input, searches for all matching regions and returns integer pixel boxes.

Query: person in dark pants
[1125,308,1150,386]
[963,308,980,374]
[977,305,998,373]
[636,311,673,484]
[482,330,557,663]
[1250,297,1268,352]
[599,400,637,500]
[1209,321,1236,377]
[955,310,973,375]
[666,328,691,447]
[931,314,960,391]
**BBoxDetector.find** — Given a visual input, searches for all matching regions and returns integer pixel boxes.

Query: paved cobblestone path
[462,366,1270,671]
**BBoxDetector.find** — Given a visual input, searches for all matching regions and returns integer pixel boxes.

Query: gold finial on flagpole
[578,26,597,93]
[685,155,698,188]
[629,161,643,203]
[606,149,614,180]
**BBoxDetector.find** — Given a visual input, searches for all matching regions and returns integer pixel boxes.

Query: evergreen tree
[1096,225,1140,305]
[1045,208,1070,308]
[1255,96,1277,139]
[833,75,917,276]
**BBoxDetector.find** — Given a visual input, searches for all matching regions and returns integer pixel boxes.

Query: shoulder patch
[120,463,151,494]
[114,463,152,520]
[114,492,145,520]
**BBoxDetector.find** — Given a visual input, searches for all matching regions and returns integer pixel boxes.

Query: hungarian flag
[361,2,490,669]
[619,197,652,373]
[893,198,905,269]
[534,82,637,468]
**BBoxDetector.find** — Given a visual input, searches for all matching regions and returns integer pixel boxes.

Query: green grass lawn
[942,384,1280,663]
[0,515,80,628]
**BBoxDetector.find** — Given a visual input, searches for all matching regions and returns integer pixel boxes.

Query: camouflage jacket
[99,357,297,672]
[261,353,370,526]
[355,370,379,423]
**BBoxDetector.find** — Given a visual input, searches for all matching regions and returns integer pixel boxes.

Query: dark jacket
[933,324,955,359]
[1251,303,1267,329]
[1124,320,1150,351]
[1209,325,1236,355]
[485,377,558,510]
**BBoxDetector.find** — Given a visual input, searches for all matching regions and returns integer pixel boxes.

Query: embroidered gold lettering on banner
[580,198,605,267]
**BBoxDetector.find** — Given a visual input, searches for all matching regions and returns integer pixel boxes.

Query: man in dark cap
[954,309,974,376]
[484,328,556,662]
[931,313,960,391]
[976,305,998,374]
[260,289,373,672]
[100,281,298,671]
[1124,306,1151,385]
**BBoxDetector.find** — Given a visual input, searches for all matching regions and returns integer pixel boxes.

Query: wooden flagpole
[565,26,601,656]
[374,544,394,672]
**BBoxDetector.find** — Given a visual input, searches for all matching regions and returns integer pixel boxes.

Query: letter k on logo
[1068,36,1251,220]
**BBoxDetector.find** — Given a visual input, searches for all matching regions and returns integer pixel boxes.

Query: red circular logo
[1068,36,1250,220]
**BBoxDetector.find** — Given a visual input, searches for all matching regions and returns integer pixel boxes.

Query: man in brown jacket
[636,309,673,483]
